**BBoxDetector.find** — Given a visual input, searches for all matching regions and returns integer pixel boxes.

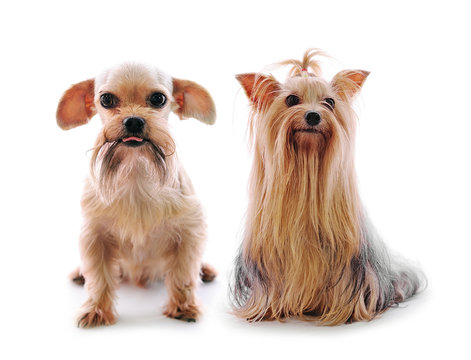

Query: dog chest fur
[87,160,199,227]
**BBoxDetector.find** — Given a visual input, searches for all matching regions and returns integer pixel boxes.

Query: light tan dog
[57,63,217,328]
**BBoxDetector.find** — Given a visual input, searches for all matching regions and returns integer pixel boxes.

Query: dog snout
[304,111,321,127]
[123,117,145,133]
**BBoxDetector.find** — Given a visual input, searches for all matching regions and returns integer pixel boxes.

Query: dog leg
[77,226,119,328]
[163,233,203,322]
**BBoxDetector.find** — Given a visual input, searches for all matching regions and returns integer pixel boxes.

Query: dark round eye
[324,97,335,110]
[148,92,167,108]
[285,94,300,107]
[100,93,118,109]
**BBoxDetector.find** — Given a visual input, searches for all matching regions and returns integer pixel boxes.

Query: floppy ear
[56,79,96,130]
[236,73,281,111]
[331,70,369,101]
[172,78,216,125]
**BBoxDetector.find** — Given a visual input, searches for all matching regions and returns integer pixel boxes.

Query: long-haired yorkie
[56,63,217,328]
[232,49,425,325]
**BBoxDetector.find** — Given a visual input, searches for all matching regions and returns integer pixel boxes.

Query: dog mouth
[292,128,328,144]
[293,128,321,134]
[120,136,146,147]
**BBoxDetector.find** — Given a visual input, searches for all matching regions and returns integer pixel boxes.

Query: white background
[1,0,470,359]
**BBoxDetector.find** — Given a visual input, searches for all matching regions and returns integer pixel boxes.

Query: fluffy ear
[56,79,96,130]
[236,73,281,111]
[331,70,369,101]
[172,78,216,125]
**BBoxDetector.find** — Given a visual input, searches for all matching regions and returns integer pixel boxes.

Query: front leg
[163,227,204,322]
[77,224,119,328]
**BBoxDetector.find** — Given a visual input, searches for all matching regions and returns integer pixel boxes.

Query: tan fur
[57,63,217,327]
[232,49,422,325]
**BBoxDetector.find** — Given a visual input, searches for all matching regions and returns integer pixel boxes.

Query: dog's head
[236,49,368,161]
[56,63,215,195]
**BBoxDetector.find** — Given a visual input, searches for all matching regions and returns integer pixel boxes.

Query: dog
[56,63,217,328]
[231,49,424,325]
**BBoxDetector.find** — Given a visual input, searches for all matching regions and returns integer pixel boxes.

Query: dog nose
[123,117,145,133]
[305,111,321,126]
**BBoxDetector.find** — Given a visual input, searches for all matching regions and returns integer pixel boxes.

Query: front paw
[163,303,201,322]
[77,307,117,328]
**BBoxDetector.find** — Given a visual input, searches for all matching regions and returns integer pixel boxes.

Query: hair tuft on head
[275,48,327,78]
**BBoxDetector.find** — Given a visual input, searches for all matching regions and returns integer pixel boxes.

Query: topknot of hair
[276,48,326,78]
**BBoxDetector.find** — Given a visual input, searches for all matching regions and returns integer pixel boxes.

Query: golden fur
[57,63,217,327]
[232,49,423,325]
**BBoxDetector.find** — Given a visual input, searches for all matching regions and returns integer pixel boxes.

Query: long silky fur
[231,50,424,325]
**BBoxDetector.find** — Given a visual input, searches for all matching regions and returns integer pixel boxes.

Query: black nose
[305,111,321,126]
[123,117,145,133]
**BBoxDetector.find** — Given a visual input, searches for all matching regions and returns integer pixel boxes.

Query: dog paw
[69,267,85,286]
[135,274,150,288]
[200,263,217,283]
[164,303,201,322]
[77,307,117,328]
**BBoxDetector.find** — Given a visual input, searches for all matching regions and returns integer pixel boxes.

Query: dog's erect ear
[331,70,369,101]
[172,78,216,125]
[236,73,281,111]
[56,79,96,130]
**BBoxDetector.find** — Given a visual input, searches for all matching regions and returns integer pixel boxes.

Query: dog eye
[148,92,167,108]
[324,97,335,110]
[285,94,300,107]
[100,93,118,109]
